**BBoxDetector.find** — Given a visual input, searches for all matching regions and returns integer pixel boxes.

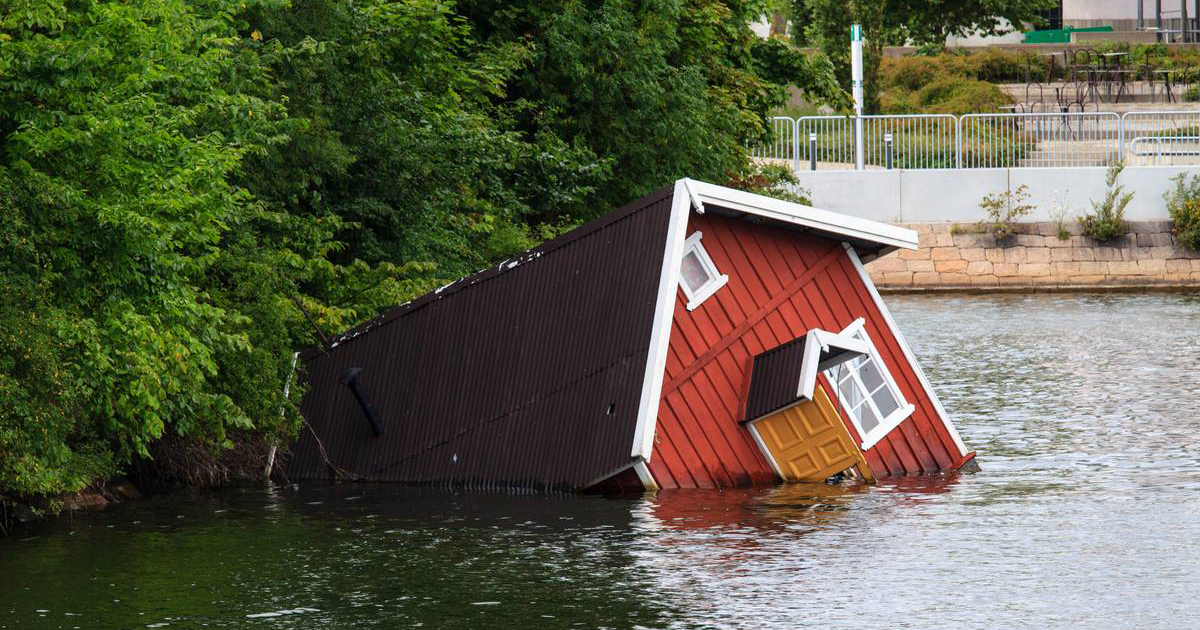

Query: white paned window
[678,231,728,311]
[823,318,914,450]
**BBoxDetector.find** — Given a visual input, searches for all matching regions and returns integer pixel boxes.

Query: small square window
[677,231,728,311]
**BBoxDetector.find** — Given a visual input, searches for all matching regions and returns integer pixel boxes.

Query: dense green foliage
[1165,173,1200,250]
[0,0,839,502]
[790,0,1054,112]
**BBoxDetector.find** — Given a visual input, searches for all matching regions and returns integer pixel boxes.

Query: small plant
[1080,162,1132,241]
[1049,188,1073,241]
[1165,172,1200,250]
[978,184,1033,242]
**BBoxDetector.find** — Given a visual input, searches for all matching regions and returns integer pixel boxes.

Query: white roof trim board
[630,179,917,464]
[682,179,918,251]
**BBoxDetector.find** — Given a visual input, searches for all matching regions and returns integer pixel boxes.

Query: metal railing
[959,112,1120,168]
[752,111,1200,170]
[1121,110,1200,166]
[749,116,798,171]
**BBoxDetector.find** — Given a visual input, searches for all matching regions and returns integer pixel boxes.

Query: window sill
[686,274,728,311]
[859,403,915,451]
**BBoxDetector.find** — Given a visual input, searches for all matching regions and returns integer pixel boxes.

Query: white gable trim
[842,242,969,456]
[630,179,920,463]
[683,179,917,251]
[630,180,693,459]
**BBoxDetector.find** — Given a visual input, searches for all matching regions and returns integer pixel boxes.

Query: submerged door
[750,385,874,482]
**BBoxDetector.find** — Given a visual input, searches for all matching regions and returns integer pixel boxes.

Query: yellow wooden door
[752,385,874,482]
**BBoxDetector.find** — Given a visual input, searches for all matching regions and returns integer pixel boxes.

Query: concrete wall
[794,166,1196,224]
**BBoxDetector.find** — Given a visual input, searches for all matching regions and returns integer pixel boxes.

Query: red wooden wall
[646,213,965,489]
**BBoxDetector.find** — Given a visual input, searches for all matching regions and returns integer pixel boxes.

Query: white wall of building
[791,166,1197,223]
[1064,0,1156,22]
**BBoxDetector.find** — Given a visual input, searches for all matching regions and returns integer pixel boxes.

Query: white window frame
[824,318,914,450]
[677,231,728,311]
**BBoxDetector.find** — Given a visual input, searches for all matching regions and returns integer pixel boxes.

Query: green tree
[0,0,309,497]
[792,0,1054,112]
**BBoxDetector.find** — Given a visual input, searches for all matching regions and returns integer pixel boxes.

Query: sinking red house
[286,180,977,491]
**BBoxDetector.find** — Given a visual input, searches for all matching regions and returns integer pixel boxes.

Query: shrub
[979,184,1034,242]
[914,76,1014,115]
[726,163,813,205]
[884,56,943,91]
[1080,163,1133,241]
[1164,173,1200,250]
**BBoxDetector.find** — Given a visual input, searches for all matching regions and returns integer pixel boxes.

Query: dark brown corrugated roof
[286,187,675,490]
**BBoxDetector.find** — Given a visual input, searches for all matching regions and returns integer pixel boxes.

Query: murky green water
[3,292,1199,630]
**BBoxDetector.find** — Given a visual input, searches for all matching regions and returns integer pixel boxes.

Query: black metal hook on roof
[339,367,383,438]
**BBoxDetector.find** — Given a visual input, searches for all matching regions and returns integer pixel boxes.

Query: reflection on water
[2,292,1199,629]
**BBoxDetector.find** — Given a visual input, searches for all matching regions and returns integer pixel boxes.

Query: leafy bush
[726,163,813,205]
[979,185,1034,242]
[1165,173,1200,250]
[915,76,1014,115]
[1080,163,1133,241]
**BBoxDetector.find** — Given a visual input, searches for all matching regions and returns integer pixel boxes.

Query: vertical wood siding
[648,211,961,489]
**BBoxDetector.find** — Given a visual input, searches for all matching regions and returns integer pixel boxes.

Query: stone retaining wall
[866,221,1200,290]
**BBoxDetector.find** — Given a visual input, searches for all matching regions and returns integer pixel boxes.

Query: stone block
[918,232,938,249]
[953,233,988,248]
[1166,259,1192,274]
[1025,247,1051,263]
[1051,262,1081,276]
[899,248,930,260]
[1192,259,1200,271]
[1078,261,1107,275]
[1015,234,1046,247]
[906,259,935,272]
[912,272,942,285]
[959,247,987,261]
[1019,263,1051,276]
[880,272,914,286]
[1137,232,1175,247]
[1124,246,1154,260]
[1129,220,1172,234]
[965,260,994,275]
[1150,246,1177,259]
[1050,248,1074,262]
[1092,246,1123,261]
[930,247,961,261]
[1003,247,1027,264]
[940,273,970,285]
[1045,233,1073,247]
[869,257,909,273]
[1035,222,1060,237]
[910,223,935,234]
[934,259,969,273]
[1071,247,1096,261]
[1137,259,1167,274]
[1068,274,1107,285]
[985,248,1005,263]
[1108,260,1142,275]
[935,233,954,247]
[993,262,1020,276]
[997,275,1032,285]
[970,275,999,286]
